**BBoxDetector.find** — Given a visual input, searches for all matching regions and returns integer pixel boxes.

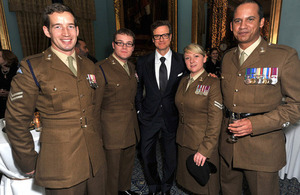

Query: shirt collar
[238,36,261,57]
[190,69,205,81]
[51,46,76,63]
[155,48,172,62]
[112,53,126,66]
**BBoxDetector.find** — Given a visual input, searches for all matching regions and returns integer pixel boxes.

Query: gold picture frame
[0,0,11,50]
[192,0,282,46]
[114,0,178,56]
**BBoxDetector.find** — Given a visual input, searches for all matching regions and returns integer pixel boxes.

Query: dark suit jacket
[5,48,106,188]
[135,51,186,130]
[220,39,300,172]
[96,55,140,150]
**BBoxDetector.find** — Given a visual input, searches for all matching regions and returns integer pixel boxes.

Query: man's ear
[43,26,51,38]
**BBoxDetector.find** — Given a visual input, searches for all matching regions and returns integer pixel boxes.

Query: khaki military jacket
[220,39,300,172]
[5,48,106,188]
[175,72,223,158]
[96,55,140,149]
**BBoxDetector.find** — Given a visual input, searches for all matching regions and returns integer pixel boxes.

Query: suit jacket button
[233,104,237,107]
[238,73,242,77]
[235,89,239,92]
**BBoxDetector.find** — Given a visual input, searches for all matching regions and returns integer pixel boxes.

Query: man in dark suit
[5,3,106,194]
[135,20,186,195]
[219,1,300,195]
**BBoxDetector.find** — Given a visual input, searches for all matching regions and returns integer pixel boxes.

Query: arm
[197,79,223,159]
[135,58,144,112]
[5,60,39,173]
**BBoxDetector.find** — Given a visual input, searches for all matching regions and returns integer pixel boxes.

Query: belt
[225,107,266,119]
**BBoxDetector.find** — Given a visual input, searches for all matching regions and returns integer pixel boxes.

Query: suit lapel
[165,52,181,93]
[146,52,160,91]
[231,48,240,70]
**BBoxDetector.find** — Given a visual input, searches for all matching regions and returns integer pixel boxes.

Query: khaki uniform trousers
[105,145,136,195]
[220,157,280,195]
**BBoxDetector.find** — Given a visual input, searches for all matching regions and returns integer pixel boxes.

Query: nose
[239,20,246,29]
[62,27,70,36]
[189,57,194,64]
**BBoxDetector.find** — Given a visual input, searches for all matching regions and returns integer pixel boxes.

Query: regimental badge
[195,85,210,96]
[17,67,23,74]
[87,74,98,89]
[244,67,278,85]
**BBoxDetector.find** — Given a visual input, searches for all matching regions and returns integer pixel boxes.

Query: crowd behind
[1,0,300,195]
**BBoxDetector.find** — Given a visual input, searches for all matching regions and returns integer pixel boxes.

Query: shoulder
[137,52,154,64]
[21,52,45,65]
[266,43,298,55]
[96,57,110,67]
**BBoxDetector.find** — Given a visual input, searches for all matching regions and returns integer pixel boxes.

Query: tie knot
[160,57,166,63]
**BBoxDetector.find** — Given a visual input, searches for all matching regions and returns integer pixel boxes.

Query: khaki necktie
[123,62,130,76]
[186,77,194,91]
[67,56,77,76]
[239,51,245,66]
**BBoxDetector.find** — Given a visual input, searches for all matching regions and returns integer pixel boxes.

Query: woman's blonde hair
[184,43,206,56]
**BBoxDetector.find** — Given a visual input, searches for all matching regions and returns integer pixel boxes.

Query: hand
[193,152,207,166]
[208,73,218,78]
[228,118,253,137]
[25,170,35,177]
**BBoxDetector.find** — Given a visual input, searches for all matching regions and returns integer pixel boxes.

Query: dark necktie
[159,57,167,93]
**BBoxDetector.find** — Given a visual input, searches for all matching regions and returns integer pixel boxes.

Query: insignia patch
[17,67,23,74]
[9,91,24,101]
[214,101,224,110]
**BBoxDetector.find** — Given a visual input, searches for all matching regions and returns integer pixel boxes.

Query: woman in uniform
[175,43,222,195]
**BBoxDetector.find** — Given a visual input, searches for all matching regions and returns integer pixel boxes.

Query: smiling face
[231,2,265,50]
[112,33,135,63]
[43,11,79,55]
[210,49,219,61]
[184,50,207,77]
[152,25,172,55]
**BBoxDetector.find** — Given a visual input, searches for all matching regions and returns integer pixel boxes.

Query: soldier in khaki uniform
[219,1,300,195]
[96,28,140,195]
[175,43,222,195]
[5,3,106,195]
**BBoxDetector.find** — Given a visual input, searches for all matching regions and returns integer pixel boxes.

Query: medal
[87,74,98,89]
[195,85,200,94]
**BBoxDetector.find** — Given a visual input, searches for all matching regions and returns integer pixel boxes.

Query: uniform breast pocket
[105,83,117,101]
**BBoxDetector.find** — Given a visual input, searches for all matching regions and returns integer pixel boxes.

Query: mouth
[61,39,72,43]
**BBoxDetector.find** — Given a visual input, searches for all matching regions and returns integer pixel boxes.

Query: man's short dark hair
[43,3,77,29]
[151,20,172,35]
[76,38,84,48]
[113,28,136,44]
[233,0,264,20]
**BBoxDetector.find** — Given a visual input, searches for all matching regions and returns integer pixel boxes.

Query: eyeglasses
[153,33,170,40]
[114,41,134,47]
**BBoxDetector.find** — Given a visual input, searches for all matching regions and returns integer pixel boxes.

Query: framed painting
[0,0,11,50]
[114,0,178,57]
[192,0,282,49]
